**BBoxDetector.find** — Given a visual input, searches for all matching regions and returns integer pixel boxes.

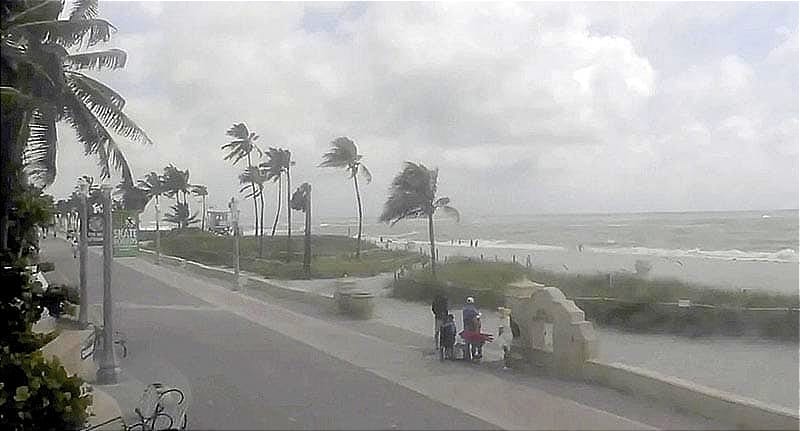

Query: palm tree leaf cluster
[318,137,370,257]
[2,0,151,192]
[379,162,459,278]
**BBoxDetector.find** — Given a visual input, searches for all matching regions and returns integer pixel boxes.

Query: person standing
[462,296,478,331]
[432,292,449,348]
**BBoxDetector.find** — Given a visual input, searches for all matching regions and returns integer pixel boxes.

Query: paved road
[42,238,496,429]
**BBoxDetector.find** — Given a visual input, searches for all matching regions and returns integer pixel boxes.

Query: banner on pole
[113,210,139,257]
[87,213,104,246]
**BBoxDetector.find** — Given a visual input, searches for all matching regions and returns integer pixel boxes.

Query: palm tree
[162,164,190,206]
[191,184,208,231]
[114,180,148,212]
[290,182,311,277]
[238,166,267,257]
[260,147,286,237]
[283,149,295,260]
[163,202,198,229]
[319,137,372,258]
[222,123,261,241]
[137,171,164,261]
[1,0,152,249]
[379,162,459,279]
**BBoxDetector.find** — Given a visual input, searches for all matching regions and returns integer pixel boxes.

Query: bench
[82,383,188,431]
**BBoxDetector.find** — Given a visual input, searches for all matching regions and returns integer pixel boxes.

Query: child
[439,314,457,361]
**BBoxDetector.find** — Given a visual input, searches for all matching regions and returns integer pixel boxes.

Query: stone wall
[505,282,800,430]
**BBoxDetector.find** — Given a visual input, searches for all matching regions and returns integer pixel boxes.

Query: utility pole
[154,200,161,265]
[303,184,311,276]
[97,184,118,384]
[77,179,89,328]
[229,197,240,290]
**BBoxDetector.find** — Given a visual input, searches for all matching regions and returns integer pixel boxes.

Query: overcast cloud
[49,1,798,224]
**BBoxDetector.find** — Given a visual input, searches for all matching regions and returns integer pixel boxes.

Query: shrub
[0,350,92,430]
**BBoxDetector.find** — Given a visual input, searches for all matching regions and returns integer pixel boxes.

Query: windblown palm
[379,162,459,278]
[2,0,153,188]
[114,180,148,212]
[191,184,208,231]
[238,166,267,256]
[259,147,290,237]
[162,164,190,206]
[222,123,261,241]
[137,171,164,234]
[163,202,198,229]
[319,137,371,258]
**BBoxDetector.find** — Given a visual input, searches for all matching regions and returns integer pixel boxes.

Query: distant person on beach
[71,238,78,258]
[432,293,449,348]
[578,244,584,252]
[474,240,478,247]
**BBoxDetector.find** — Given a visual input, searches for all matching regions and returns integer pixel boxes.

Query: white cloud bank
[49,2,798,223]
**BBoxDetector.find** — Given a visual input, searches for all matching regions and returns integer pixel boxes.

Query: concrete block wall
[583,360,800,430]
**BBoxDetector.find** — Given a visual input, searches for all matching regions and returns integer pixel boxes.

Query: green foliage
[391,260,799,339]
[0,350,92,431]
[147,230,422,279]
[163,202,198,229]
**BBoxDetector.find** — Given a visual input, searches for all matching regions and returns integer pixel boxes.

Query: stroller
[458,330,494,362]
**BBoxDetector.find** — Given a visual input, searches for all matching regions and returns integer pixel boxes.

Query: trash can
[348,292,374,319]
[334,290,353,313]
[334,279,357,314]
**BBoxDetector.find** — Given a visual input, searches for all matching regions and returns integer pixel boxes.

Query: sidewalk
[118,254,729,430]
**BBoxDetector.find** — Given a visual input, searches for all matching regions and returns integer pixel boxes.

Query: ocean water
[316,210,800,294]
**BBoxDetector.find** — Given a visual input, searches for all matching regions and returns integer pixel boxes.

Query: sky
[48,1,799,225]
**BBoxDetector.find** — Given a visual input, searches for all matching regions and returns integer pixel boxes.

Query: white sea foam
[585,245,799,263]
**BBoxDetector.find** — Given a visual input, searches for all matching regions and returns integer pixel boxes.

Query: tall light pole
[154,200,161,265]
[97,183,118,384]
[77,178,89,328]
[229,197,240,290]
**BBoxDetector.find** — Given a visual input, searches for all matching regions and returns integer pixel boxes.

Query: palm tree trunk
[246,153,258,241]
[200,195,206,231]
[286,167,292,261]
[271,174,281,237]
[258,187,265,258]
[353,174,363,258]
[428,211,436,279]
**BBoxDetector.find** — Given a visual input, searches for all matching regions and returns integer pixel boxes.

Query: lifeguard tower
[207,208,231,235]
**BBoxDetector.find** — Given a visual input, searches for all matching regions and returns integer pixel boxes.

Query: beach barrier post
[480,254,484,261]
[513,255,516,264]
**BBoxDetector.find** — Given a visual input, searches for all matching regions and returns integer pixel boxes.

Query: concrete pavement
[42,237,727,429]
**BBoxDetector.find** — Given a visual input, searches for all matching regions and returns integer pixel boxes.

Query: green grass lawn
[142,229,422,279]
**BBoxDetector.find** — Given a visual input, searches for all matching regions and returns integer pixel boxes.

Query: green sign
[113,210,139,257]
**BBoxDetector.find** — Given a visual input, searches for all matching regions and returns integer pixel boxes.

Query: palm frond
[3,1,62,28]
[67,0,99,21]
[437,205,460,222]
[61,89,132,183]
[319,136,358,168]
[65,48,126,71]
[226,123,249,140]
[66,72,152,145]
[9,19,115,49]
[22,108,58,187]
[433,197,450,207]
[359,164,372,184]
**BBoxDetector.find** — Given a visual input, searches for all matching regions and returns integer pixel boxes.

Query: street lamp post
[229,197,240,290]
[154,201,161,265]
[77,179,89,328]
[96,184,119,384]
